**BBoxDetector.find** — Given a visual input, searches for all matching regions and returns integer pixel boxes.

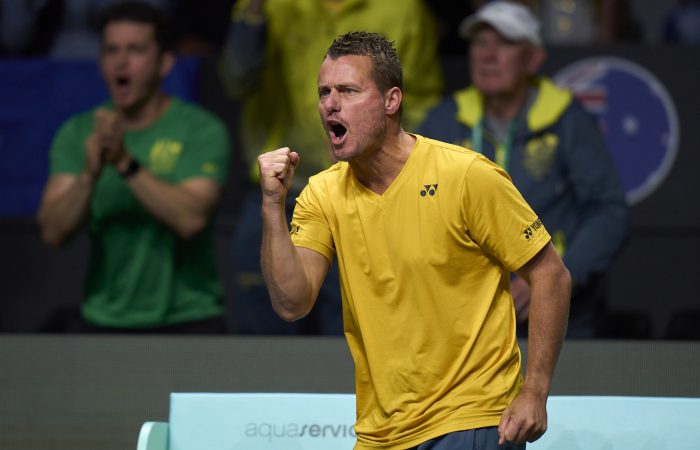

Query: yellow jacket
[222,0,444,185]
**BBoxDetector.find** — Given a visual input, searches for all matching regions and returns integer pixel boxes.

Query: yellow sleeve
[289,183,335,263]
[462,156,551,272]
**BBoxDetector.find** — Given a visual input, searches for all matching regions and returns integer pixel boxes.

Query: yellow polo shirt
[291,134,550,449]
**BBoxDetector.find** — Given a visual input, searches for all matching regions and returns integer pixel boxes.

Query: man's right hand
[84,107,127,180]
[258,147,299,204]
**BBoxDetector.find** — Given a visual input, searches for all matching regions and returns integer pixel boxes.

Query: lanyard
[472,118,518,172]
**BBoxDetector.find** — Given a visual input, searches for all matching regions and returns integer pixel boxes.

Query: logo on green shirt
[149,139,183,174]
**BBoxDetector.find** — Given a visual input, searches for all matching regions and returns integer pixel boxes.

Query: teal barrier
[137,393,700,450]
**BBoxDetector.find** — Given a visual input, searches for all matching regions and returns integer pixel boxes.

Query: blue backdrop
[0,57,201,216]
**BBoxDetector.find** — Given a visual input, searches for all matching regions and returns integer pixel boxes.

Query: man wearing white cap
[420,0,629,338]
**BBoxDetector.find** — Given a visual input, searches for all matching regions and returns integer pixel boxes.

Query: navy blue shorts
[412,427,526,450]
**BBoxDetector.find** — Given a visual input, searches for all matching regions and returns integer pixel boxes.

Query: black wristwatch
[119,158,141,179]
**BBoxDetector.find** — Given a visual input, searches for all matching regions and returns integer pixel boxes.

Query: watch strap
[119,158,141,179]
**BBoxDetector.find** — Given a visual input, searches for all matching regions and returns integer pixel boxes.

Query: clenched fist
[92,108,127,165]
[258,147,300,204]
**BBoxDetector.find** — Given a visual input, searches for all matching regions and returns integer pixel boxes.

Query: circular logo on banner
[553,57,680,204]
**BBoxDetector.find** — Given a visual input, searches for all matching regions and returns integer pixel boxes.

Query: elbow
[276,309,306,323]
[560,265,573,300]
[269,289,314,322]
[37,216,66,249]
[174,215,208,240]
[274,304,311,323]
[40,230,66,248]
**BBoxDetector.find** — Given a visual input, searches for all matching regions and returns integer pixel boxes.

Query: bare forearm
[260,201,314,321]
[523,264,571,396]
[499,243,571,445]
[37,173,94,247]
[124,170,213,239]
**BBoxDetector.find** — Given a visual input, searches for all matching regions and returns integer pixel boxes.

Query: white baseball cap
[459,1,542,46]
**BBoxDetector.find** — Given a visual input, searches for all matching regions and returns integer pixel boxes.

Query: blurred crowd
[1,0,698,60]
[0,0,698,338]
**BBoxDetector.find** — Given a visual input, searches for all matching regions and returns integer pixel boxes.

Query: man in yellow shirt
[258,32,570,449]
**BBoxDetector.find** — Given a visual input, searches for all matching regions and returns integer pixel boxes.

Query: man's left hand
[93,108,127,165]
[497,387,547,445]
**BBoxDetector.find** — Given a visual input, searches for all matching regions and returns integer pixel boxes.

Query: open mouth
[328,121,347,144]
[112,76,132,103]
[116,75,130,87]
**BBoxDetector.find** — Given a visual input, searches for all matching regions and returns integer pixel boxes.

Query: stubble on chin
[333,144,357,162]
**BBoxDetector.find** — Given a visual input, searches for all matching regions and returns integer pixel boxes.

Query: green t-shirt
[49,98,230,328]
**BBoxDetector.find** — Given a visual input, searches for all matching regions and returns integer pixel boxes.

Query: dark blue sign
[554,57,679,204]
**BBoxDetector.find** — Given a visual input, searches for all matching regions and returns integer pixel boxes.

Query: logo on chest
[524,134,558,181]
[149,139,183,174]
[420,183,438,197]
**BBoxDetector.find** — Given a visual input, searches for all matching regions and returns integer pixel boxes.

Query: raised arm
[498,242,571,445]
[219,0,268,97]
[258,148,329,321]
[37,131,104,247]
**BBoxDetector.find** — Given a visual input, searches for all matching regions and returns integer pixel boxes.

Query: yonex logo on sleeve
[523,219,543,240]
